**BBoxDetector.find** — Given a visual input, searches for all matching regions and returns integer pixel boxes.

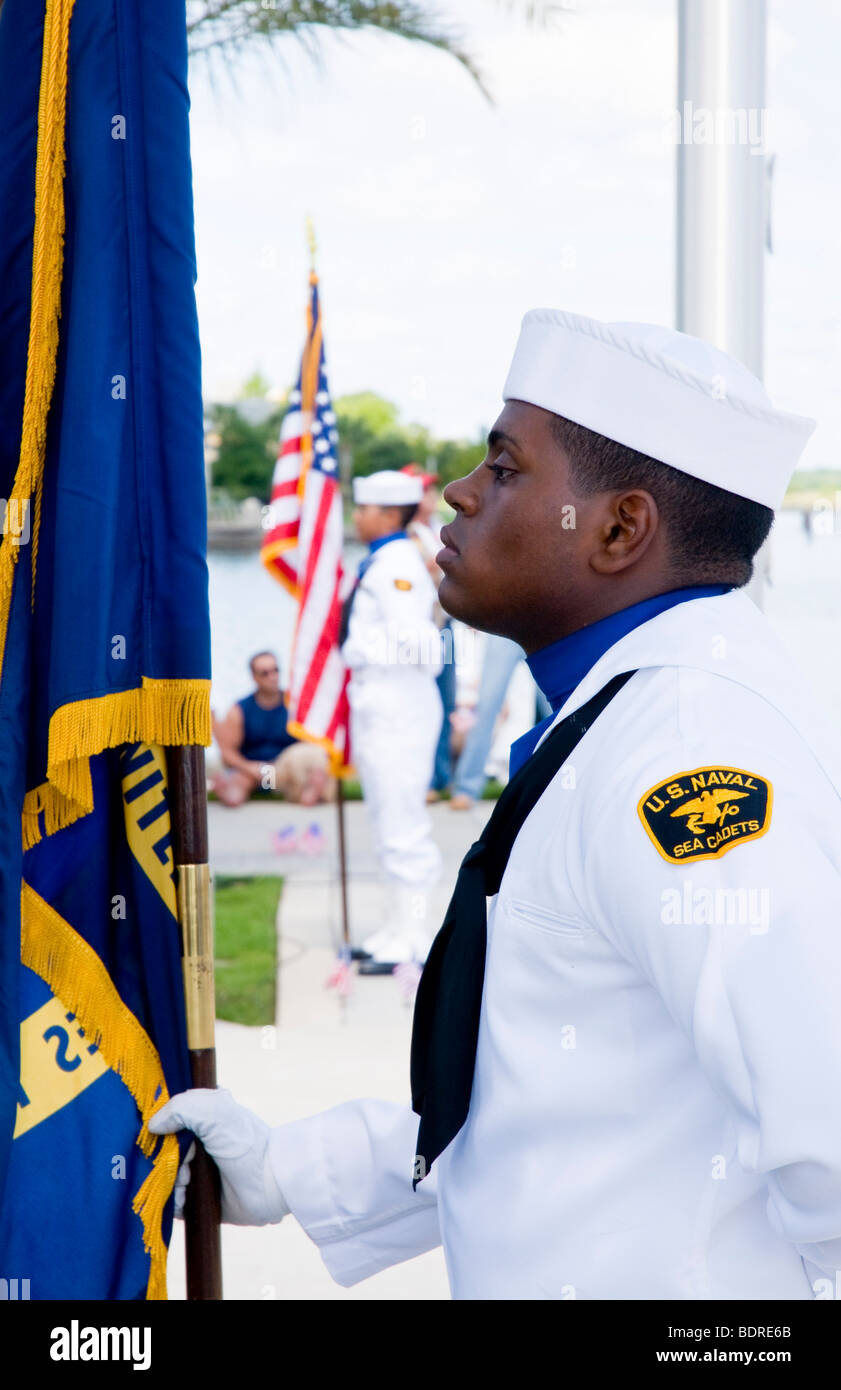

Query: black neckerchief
[410,669,637,1184]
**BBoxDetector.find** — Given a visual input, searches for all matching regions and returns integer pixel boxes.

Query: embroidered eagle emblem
[638,766,772,864]
[670,787,750,835]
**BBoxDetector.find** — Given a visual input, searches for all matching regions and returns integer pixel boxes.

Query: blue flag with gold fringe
[0,0,210,1299]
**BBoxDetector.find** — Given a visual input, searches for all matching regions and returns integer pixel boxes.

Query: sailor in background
[340,470,443,973]
[399,464,457,801]
[151,310,841,1300]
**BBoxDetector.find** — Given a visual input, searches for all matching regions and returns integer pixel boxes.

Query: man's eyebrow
[487,428,521,451]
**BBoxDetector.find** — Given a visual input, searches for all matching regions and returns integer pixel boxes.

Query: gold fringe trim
[0,0,76,684]
[21,881,179,1301]
[260,538,302,600]
[302,273,322,412]
[22,678,211,850]
[286,718,351,777]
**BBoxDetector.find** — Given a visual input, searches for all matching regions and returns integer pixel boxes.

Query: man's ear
[589,490,659,575]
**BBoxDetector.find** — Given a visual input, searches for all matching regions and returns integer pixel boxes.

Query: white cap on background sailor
[502,308,815,507]
[352,469,424,507]
[344,467,443,972]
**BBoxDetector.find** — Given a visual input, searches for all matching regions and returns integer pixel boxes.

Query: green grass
[214,875,281,1026]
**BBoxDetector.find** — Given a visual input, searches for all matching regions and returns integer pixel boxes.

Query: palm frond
[186,1,490,100]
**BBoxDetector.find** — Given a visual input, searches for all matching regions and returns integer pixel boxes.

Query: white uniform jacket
[341,537,443,681]
[270,591,841,1299]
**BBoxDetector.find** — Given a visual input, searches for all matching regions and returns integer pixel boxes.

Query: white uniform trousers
[350,669,443,951]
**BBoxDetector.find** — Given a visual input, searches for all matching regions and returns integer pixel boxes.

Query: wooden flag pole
[166,745,223,1301]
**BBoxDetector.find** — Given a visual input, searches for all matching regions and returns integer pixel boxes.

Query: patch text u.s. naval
[637,765,772,864]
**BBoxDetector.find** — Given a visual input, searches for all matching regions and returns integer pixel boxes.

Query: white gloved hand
[173,1140,196,1218]
[149,1088,290,1227]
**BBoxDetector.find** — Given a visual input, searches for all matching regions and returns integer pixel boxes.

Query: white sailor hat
[352,470,423,507]
[502,309,816,510]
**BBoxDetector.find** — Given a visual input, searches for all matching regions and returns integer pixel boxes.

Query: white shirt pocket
[505,896,588,938]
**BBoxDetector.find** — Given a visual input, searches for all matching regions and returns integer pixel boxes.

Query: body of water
[209,543,361,720]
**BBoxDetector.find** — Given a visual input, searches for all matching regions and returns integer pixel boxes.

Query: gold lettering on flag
[121,744,177,918]
[14,997,108,1138]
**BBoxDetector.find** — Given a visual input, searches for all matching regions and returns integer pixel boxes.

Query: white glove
[173,1140,196,1218]
[149,1088,290,1227]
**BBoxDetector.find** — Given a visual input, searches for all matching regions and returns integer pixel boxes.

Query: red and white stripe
[286,453,350,762]
[262,412,350,769]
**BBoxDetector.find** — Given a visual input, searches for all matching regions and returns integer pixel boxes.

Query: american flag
[324,943,354,999]
[261,273,350,770]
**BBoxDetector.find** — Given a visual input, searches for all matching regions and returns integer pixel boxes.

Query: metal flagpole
[336,776,351,948]
[166,745,223,1300]
[676,0,770,606]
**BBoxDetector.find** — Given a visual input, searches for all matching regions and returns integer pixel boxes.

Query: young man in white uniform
[151,311,841,1300]
[340,470,443,972]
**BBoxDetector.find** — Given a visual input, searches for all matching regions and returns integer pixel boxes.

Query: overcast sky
[187,0,841,467]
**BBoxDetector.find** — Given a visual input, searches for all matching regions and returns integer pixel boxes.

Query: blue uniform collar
[368,529,408,555]
[527,586,732,713]
[510,585,732,777]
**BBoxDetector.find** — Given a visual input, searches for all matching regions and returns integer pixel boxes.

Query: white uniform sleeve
[267,1099,440,1286]
[341,559,443,675]
[583,741,841,1279]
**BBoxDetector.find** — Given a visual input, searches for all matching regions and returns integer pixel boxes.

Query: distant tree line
[208,389,486,501]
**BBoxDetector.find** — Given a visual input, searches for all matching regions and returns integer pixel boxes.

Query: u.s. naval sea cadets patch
[637,766,772,864]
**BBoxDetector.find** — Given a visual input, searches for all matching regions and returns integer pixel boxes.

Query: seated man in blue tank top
[212,651,334,807]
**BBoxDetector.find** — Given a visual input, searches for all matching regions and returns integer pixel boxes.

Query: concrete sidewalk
[166,795,492,1301]
[208,793,491,884]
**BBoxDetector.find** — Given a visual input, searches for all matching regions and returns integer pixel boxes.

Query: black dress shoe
[349,946,372,962]
[356,959,398,976]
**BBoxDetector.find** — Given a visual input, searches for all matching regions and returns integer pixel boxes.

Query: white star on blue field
[288,362,340,476]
